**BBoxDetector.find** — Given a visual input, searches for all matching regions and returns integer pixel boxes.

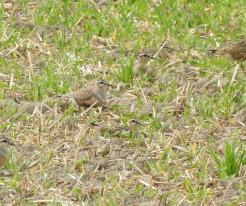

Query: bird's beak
[104,82,113,87]
[149,56,156,60]
[135,121,144,126]
[9,139,16,147]
[90,122,100,127]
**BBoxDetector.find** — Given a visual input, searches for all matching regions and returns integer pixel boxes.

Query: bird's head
[127,119,144,129]
[137,53,156,65]
[96,80,113,89]
[0,135,15,147]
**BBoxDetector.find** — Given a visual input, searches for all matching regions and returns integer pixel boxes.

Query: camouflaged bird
[0,135,15,167]
[58,80,112,107]
[209,39,246,62]
[209,39,246,84]
[134,52,156,74]
[126,119,144,138]
[133,52,157,79]
[91,119,144,137]
[109,119,144,133]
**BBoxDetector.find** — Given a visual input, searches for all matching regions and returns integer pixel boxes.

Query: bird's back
[72,86,106,106]
[71,87,94,106]
[219,39,246,61]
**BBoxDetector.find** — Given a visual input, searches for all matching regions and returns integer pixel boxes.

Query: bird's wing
[92,89,106,103]
[73,88,94,101]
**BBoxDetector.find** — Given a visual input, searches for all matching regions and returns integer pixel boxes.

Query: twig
[163,59,182,69]
[138,84,148,104]
[138,179,158,191]
[230,63,239,85]
[80,101,98,117]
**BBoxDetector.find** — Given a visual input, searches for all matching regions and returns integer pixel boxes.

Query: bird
[92,119,144,138]
[0,135,15,167]
[209,39,246,84]
[209,39,246,62]
[57,80,112,107]
[126,119,144,138]
[127,119,144,130]
[157,43,175,60]
[133,52,156,75]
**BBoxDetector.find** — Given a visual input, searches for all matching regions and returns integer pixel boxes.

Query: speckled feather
[214,39,246,61]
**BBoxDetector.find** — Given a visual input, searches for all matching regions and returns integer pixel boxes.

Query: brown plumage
[209,39,246,84]
[0,135,15,167]
[58,80,112,107]
[210,39,246,62]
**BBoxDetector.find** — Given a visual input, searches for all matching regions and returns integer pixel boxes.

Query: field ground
[0,0,245,205]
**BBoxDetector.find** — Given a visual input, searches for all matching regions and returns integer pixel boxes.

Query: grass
[116,56,134,84]
[0,0,246,205]
[210,140,245,178]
